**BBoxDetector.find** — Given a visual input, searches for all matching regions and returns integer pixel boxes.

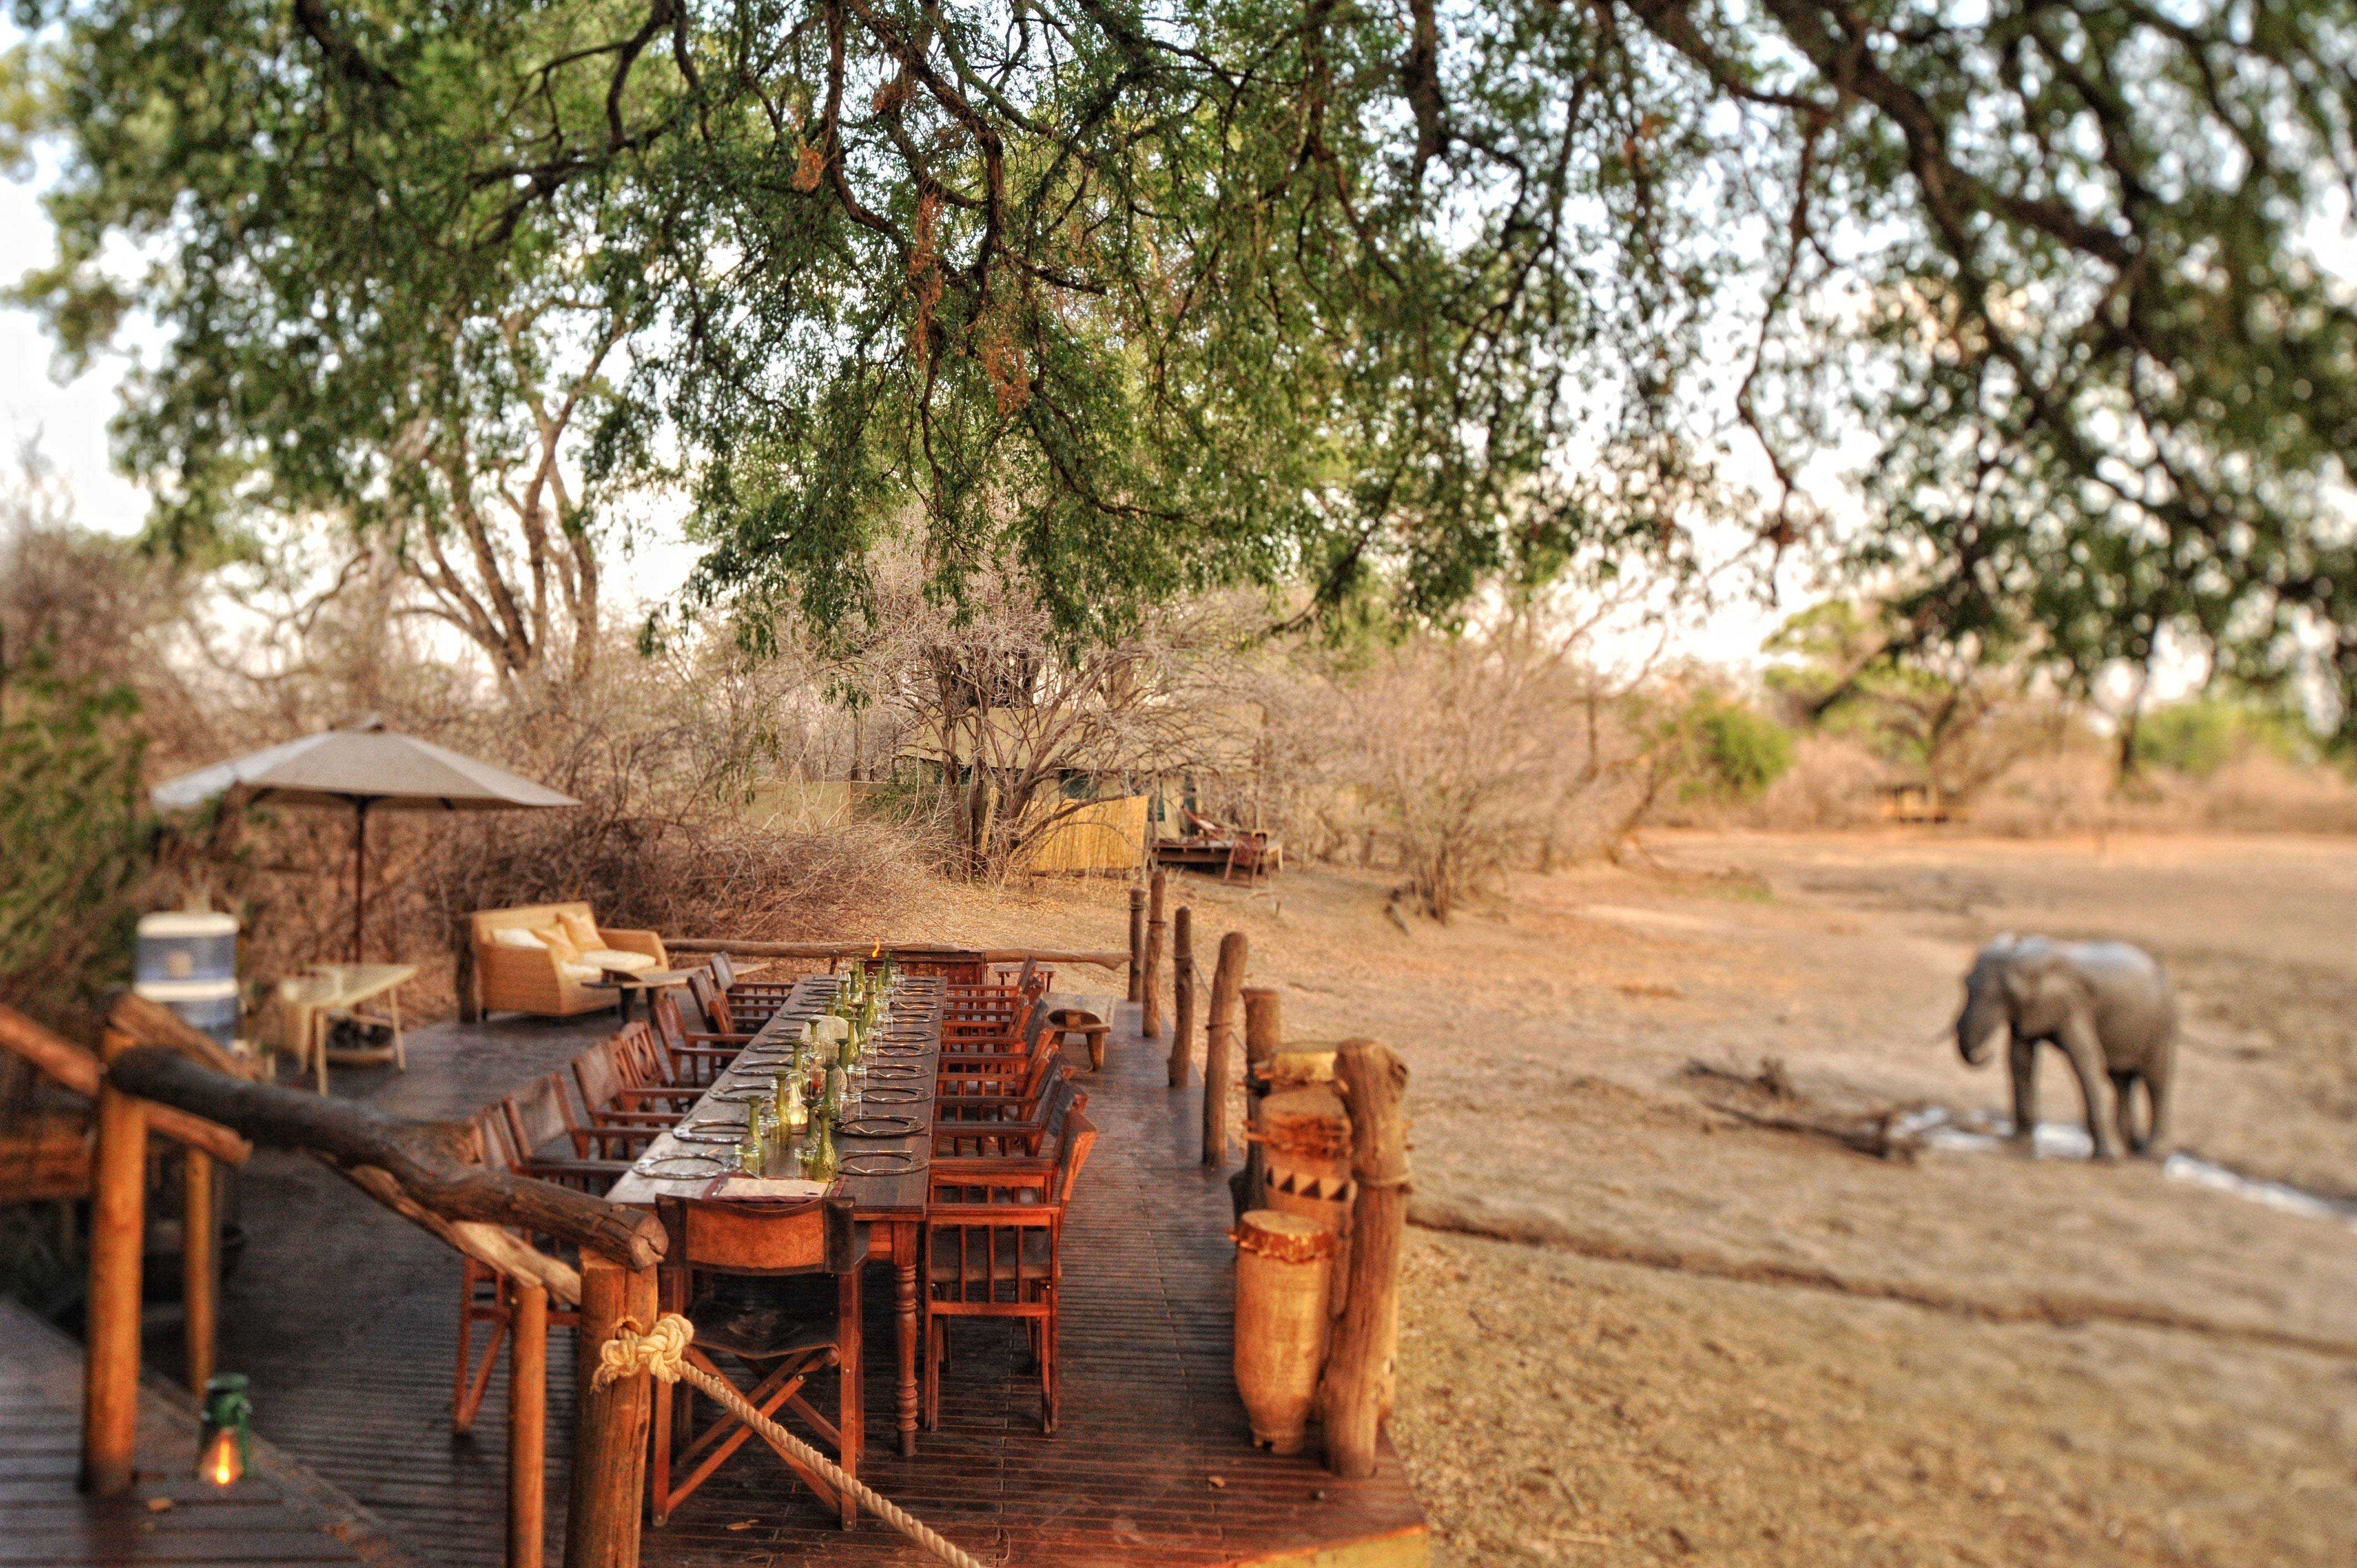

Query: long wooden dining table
[605,969,944,1456]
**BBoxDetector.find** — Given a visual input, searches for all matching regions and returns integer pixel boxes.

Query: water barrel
[134,911,240,1050]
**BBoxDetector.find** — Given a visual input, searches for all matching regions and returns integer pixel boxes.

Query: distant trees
[780,545,1252,879]
[1766,600,2055,807]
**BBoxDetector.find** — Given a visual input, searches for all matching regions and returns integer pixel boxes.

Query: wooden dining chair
[452,1108,582,1432]
[709,951,797,1003]
[652,992,752,1087]
[502,1073,644,1178]
[934,1069,1087,1160]
[923,1110,1098,1434]
[650,1193,866,1528]
[941,959,1038,1023]
[687,969,773,1043]
[572,1040,694,1134]
[938,1008,1054,1100]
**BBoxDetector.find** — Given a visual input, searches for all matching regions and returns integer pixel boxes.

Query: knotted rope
[593,1312,990,1568]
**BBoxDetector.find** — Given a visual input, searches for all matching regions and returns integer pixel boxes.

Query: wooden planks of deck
[0,1296,420,1568]
[171,991,1428,1566]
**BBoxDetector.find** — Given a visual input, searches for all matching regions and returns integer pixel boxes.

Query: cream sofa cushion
[533,925,584,963]
[559,961,603,983]
[557,908,603,951]
[579,947,656,975]
[492,927,548,950]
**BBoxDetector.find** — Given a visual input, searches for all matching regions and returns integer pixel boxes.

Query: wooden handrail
[0,1004,250,1164]
[105,1048,665,1284]
[664,937,1129,970]
[106,991,250,1077]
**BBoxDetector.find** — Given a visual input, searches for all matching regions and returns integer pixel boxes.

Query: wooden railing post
[81,1027,147,1495]
[1126,888,1147,1005]
[1203,932,1247,1167]
[565,1257,658,1568]
[183,1147,218,1394]
[1319,1040,1409,1479]
[1169,906,1195,1088]
[509,1282,549,1568]
[1237,988,1282,1209]
[1143,871,1167,1040]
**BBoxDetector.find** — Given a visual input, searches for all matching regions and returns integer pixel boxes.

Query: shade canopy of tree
[11,1,2357,731]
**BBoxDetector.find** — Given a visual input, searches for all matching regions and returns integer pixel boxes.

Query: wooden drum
[1232,1210,1338,1455]
[1257,1086,1351,1194]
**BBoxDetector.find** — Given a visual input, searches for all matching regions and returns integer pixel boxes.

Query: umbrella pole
[353,800,369,963]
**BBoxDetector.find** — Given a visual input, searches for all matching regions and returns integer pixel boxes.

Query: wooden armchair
[922,1111,1097,1433]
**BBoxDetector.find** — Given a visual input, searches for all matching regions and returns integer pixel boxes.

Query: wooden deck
[50,992,1425,1566]
[0,1296,420,1567]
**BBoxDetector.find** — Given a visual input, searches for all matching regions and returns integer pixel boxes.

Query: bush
[0,658,151,1025]
[2132,697,2314,778]
[1682,697,1795,803]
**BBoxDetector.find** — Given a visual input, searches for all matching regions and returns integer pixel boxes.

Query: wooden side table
[586,967,693,1024]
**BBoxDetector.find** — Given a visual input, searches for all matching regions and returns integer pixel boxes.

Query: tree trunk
[1203,932,1247,1167]
[1169,906,1196,1089]
[1319,1040,1409,1479]
[565,1260,658,1568]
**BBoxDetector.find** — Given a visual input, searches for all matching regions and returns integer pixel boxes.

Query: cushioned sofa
[470,902,667,1019]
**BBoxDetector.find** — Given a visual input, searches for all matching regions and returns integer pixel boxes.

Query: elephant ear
[2000,946,2068,1006]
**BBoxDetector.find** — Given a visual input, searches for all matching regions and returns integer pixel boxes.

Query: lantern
[196,1373,251,1486]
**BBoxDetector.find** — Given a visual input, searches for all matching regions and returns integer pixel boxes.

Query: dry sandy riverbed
[922,831,2357,1566]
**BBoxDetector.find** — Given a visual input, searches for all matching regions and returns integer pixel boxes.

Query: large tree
[12,2,2357,730]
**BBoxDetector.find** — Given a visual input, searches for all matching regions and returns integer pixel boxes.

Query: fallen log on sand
[1406,1188,2357,1360]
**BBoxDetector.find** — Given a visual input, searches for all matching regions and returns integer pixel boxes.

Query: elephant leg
[2058,1021,2118,1159]
[2006,1035,2039,1143]
[2139,1058,2173,1157]
[2111,1072,2142,1156]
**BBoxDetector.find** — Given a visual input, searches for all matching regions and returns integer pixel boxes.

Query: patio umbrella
[151,718,579,960]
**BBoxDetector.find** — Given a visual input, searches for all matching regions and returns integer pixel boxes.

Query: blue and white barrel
[135,911,241,1050]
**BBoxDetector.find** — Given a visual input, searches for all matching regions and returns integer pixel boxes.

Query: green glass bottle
[809,1116,838,1183]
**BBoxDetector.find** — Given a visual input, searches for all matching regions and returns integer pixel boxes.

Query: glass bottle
[808,1116,839,1183]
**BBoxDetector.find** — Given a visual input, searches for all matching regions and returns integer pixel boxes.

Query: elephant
[1954,935,2177,1159]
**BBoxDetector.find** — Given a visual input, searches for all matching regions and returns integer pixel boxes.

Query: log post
[183,1148,218,1395]
[1202,932,1247,1167]
[1126,887,1147,1005]
[1319,1039,1410,1480]
[1169,907,1196,1088]
[1237,988,1282,1210]
[456,915,482,1025]
[565,1258,658,1568]
[509,1282,549,1568]
[81,1027,147,1495]
[1143,871,1168,1039]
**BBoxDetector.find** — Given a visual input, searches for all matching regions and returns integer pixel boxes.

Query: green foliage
[0,652,151,1017]
[14,1,2357,735]
[1672,695,1794,804]
[1765,597,2046,801]
[2132,698,2317,778]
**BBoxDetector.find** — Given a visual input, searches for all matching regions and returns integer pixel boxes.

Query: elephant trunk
[1956,991,2005,1066]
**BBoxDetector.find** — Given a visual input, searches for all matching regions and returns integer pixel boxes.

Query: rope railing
[592,1314,991,1568]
